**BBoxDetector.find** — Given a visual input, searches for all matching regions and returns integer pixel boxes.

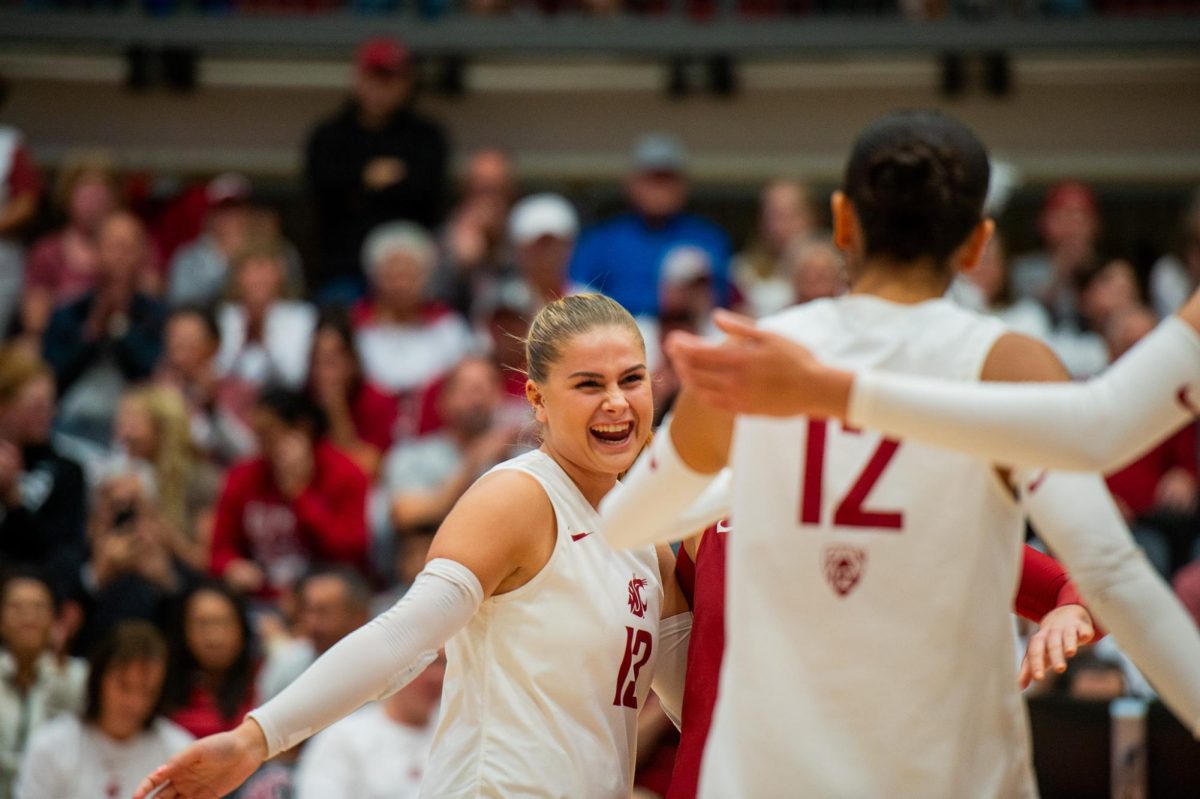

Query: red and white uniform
[422,449,663,798]
[703,296,1035,797]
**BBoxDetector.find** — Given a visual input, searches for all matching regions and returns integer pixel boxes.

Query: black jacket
[304,100,449,286]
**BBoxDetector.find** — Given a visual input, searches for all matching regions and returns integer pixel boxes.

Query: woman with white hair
[353,222,476,439]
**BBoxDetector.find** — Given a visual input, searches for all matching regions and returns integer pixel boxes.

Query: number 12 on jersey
[613,627,653,709]
[799,419,905,531]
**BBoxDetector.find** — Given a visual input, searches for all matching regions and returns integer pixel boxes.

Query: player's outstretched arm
[668,301,1200,473]
[1017,468,1200,736]
[1015,546,1097,689]
[134,470,548,799]
[600,390,733,550]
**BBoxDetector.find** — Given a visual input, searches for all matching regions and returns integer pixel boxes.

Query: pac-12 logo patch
[627,575,649,618]
[823,545,866,597]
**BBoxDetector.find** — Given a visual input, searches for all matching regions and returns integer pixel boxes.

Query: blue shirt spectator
[569,134,731,318]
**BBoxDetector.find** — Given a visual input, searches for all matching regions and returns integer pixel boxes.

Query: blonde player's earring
[526,380,548,425]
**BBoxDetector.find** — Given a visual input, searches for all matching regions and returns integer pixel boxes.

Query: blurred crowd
[1,33,1199,799]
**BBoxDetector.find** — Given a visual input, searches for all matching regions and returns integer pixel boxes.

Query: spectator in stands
[293,651,445,799]
[383,356,518,535]
[785,234,846,305]
[307,309,395,480]
[0,569,86,799]
[42,210,166,445]
[256,566,371,702]
[354,222,475,439]
[15,621,192,799]
[963,232,1052,340]
[734,180,816,317]
[496,192,579,316]
[0,347,87,598]
[569,132,731,319]
[216,238,316,391]
[1148,186,1200,318]
[0,80,42,341]
[22,160,126,347]
[157,305,257,467]
[438,148,519,313]
[209,389,369,599]
[72,465,195,657]
[1011,180,1102,325]
[305,36,448,300]
[162,583,257,739]
[1104,304,1199,576]
[473,280,534,406]
[113,385,220,572]
[167,174,306,309]
[1048,257,1138,378]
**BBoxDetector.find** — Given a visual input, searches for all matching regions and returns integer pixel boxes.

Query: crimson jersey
[668,521,1095,799]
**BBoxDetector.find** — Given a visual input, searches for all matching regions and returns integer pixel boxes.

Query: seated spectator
[167,174,305,309]
[354,222,476,439]
[383,357,519,535]
[162,583,257,739]
[0,347,87,599]
[210,389,369,599]
[72,466,195,657]
[1104,304,1198,576]
[734,180,817,317]
[216,238,317,391]
[21,159,120,346]
[0,103,41,341]
[1011,180,1102,325]
[156,305,257,466]
[114,385,221,572]
[0,569,87,799]
[14,621,192,799]
[473,280,535,405]
[785,234,846,305]
[294,651,445,799]
[482,191,579,319]
[1049,257,1138,378]
[42,211,166,445]
[1148,186,1200,317]
[569,133,732,319]
[438,148,518,313]
[308,309,396,480]
[256,566,371,702]
[962,232,1052,340]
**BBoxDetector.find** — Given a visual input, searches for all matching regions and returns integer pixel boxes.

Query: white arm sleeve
[650,612,693,729]
[1016,469,1200,736]
[601,418,716,550]
[848,316,1200,472]
[247,558,483,757]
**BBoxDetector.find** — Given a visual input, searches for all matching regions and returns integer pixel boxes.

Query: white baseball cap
[660,245,713,285]
[509,193,579,246]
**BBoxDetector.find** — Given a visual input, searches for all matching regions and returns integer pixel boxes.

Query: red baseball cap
[356,36,412,76]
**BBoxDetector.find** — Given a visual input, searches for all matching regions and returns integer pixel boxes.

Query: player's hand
[132,719,268,799]
[1019,604,1096,689]
[664,310,853,419]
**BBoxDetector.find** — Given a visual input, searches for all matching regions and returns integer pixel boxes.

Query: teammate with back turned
[602,110,1200,796]
[133,293,693,799]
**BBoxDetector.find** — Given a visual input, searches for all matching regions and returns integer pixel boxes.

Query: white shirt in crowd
[356,313,475,395]
[294,703,436,799]
[14,714,192,799]
[0,652,87,799]
[217,301,317,390]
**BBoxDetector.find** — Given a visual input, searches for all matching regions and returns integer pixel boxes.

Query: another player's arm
[652,543,693,728]
[1014,546,1098,688]
[600,391,733,551]
[133,471,552,799]
[983,332,1200,737]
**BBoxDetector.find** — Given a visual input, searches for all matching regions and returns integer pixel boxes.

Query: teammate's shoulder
[982,331,1070,383]
[757,297,838,334]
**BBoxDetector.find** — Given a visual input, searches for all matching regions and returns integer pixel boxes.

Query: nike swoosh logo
[1178,386,1199,417]
[571,532,592,542]
[1026,470,1048,494]
[715,519,732,534]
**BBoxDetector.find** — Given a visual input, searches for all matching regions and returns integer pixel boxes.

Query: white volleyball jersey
[701,295,1036,799]
[422,448,664,799]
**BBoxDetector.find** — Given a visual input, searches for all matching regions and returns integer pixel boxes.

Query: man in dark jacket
[305,36,449,301]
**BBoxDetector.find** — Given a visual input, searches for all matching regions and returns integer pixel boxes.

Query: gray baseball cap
[631,133,687,174]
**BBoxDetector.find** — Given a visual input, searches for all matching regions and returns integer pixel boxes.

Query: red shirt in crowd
[1105,424,1198,518]
[350,379,398,453]
[209,440,369,597]
[667,526,1094,799]
[169,681,258,740]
